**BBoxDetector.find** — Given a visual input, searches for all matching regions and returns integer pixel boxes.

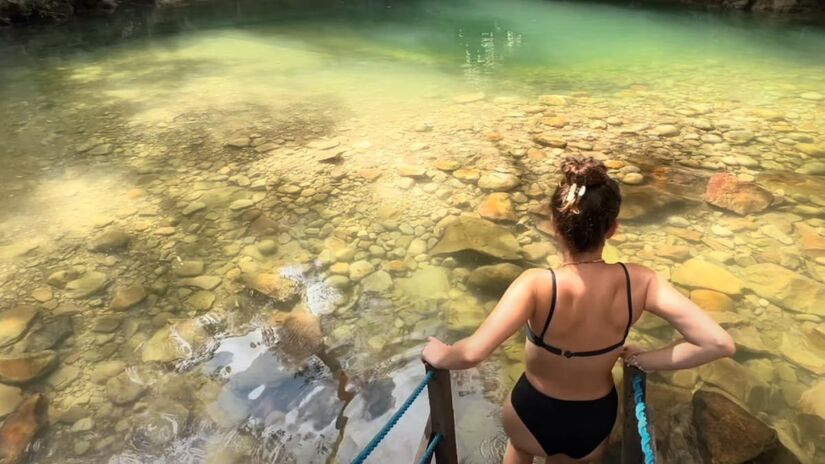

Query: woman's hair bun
[560,157,610,187]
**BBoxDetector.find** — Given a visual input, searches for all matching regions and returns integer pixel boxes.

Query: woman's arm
[626,267,736,372]
[421,268,542,370]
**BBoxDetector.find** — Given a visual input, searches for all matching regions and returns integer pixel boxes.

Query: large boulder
[703,173,773,215]
[672,258,743,295]
[693,390,777,464]
[742,263,825,316]
[0,306,38,348]
[430,217,521,260]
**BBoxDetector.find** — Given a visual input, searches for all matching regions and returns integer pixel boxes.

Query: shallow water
[0,0,824,462]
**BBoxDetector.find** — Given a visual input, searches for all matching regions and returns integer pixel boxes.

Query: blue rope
[416,433,444,464]
[632,374,656,464]
[351,370,436,464]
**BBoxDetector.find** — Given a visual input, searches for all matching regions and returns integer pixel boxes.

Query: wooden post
[621,364,645,464]
[424,365,458,464]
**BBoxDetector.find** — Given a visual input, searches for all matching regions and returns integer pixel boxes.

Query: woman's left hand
[421,337,451,368]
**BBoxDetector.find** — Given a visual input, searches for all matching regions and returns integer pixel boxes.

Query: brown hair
[550,157,621,253]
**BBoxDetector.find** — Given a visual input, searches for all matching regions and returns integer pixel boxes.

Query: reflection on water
[0,0,824,462]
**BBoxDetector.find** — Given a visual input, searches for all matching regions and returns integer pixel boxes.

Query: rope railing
[351,366,457,464]
[631,373,656,464]
[416,432,444,464]
[621,364,657,464]
[351,370,435,464]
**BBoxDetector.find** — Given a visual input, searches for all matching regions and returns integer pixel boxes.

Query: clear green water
[1,0,824,462]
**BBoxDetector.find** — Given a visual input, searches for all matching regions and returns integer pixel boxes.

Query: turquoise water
[0,0,824,462]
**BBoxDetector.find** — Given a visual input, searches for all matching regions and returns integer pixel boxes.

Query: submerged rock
[693,390,777,464]
[131,399,190,447]
[478,193,516,222]
[0,306,38,349]
[430,217,521,260]
[88,229,131,252]
[360,270,393,293]
[106,372,146,405]
[742,263,825,316]
[478,172,520,191]
[619,187,691,222]
[397,266,450,300]
[0,351,58,384]
[672,258,743,295]
[703,173,773,215]
[19,316,73,352]
[64,271,109,299]
[242,272,300,303]
[110,284,147,310]
[0,394,47,464]
[468,263,524,292]
[0,385,22,419]
[278,312,323,362]
[780,333,825,375]
[142,318,211,364]
[798,381,825,440]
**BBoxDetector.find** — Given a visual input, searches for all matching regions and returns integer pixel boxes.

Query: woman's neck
[562,247,604,264]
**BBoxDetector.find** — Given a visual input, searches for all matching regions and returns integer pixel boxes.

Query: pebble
[622,173,644,185]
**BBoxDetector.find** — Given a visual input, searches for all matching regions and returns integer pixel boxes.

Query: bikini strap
[538,268,557,338]
[618,262,633,341]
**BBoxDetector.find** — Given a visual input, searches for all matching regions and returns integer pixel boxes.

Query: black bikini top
[526,263,633,358]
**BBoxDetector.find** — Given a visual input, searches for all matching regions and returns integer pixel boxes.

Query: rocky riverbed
[1,2,825,462]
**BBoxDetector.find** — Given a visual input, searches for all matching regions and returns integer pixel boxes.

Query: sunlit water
[1,0,824,462]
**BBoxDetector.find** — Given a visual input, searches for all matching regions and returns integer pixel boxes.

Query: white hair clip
[564,183,578,206]
[578,185,586,198]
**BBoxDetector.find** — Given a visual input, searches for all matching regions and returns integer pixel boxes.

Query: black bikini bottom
[510,373,618,459]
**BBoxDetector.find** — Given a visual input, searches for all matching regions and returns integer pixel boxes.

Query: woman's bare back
[523,263,648,400]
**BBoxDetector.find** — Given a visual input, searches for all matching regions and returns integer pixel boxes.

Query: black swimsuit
[510,263,633,459]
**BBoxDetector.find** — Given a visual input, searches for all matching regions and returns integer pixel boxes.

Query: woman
[422,157,735,464]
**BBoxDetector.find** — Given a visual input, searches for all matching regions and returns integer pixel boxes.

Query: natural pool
[0,0,824,462]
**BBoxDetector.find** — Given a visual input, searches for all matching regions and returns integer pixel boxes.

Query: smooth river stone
[477,193,516,222]
[105,372,146,405]
[88,229,130,252]
[477,172,520,191]
[177,276,222,290]
[0,351,58,384]
[0,385,22,418]
[672,258,743,295]
[742,263,825,316]
[64,271,109,298]
[430,216,522,260]
[110,284,146,310]
[173,260,204,277]
[0,306,38,348]
[468,263,523,292]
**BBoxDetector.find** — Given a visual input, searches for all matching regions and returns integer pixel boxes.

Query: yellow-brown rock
[690,289,733,312]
